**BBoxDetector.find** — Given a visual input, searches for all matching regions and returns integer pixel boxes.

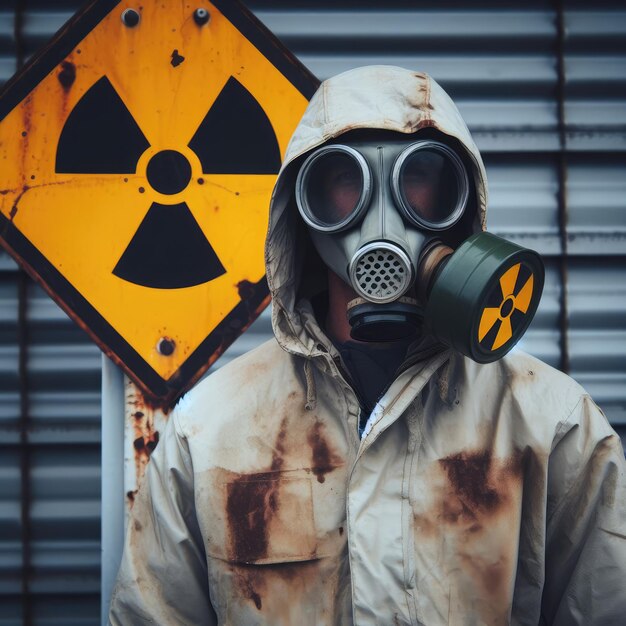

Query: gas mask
[295,135,544,363]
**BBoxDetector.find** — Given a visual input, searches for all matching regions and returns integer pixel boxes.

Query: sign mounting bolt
[121,9,140,27]
[194,8,210,25]
[157,338,175,356]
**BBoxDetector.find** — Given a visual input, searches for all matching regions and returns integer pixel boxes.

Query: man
[110,66,626,625]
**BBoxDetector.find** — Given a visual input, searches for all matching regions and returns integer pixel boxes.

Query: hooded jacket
[110,66,626,626]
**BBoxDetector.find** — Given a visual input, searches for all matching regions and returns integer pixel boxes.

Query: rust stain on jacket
[439,449,525,517]
[226,417,288,564]
[418,449,526,619]
[306,420,343,483]
[440,451,501,511]
[233,567,263,610]
[232,560,323,616]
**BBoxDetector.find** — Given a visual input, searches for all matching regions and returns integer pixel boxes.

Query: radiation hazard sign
[0,0,318,402]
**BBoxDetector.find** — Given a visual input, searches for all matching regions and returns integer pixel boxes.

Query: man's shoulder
[456,349,589,433]
[173,337,299,431]
[501,349,585,407]
[203,337,289,386]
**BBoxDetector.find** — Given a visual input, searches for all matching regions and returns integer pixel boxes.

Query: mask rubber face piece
[295,137,471,343]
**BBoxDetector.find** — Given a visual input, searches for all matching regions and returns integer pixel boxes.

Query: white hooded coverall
[110,66,626,625]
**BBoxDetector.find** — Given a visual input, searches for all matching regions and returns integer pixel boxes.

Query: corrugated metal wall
[1,1,624,623]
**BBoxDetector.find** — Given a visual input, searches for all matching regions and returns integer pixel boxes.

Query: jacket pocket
[201,470,318,564]
[226,472,318,564]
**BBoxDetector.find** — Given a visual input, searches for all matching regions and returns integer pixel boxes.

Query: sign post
[100,356,124,623]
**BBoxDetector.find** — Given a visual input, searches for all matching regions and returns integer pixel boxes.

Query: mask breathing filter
[346,241,420,342]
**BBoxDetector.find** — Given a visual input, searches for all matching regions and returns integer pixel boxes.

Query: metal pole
[101,355,125,625]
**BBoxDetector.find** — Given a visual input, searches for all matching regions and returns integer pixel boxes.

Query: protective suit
[110,66,626,625]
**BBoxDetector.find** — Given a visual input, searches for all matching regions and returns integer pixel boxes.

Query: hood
[265,65,489,357]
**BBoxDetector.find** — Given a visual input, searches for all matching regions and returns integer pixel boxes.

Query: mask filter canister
[420,232,544,362]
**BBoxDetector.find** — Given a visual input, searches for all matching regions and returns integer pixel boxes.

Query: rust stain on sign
[236,278,257,301]
[170,49,185,67]
[57,61,76,90]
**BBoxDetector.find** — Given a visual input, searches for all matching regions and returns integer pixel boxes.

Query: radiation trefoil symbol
[55,74,281,289]
[478,262,535,352]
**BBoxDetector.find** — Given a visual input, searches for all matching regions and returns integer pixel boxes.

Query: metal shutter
[1,1,624,623]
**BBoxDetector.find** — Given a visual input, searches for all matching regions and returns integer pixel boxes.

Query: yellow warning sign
[0,0,318,401]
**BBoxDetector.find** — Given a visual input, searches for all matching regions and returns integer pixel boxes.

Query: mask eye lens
[396,144,468,229]
[297,147,369,231]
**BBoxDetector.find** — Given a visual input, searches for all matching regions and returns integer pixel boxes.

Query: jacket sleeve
[542,393,626,625]
[109,408,217,626]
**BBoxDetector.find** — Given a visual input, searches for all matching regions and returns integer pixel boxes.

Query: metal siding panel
[255,10,555,40]
[0,451,21,595]
[568,259,626,425]
[0,5,16,87]
[0,250,102,626]
[565,9,626,152]
[566,155,626,255]
[485,154,561,255]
